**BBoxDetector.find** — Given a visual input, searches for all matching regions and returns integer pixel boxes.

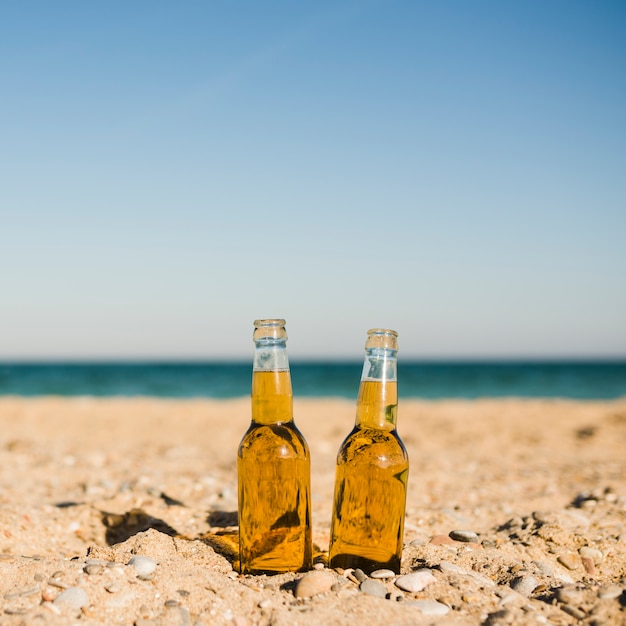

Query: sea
[0,361,625,400]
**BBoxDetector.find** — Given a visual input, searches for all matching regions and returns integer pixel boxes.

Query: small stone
[597,584,623,600]
[166,606,191,626]
[582,557,597,575]
[510,575,538,597]
[556,586,584,605]
[47,578,68,589]
[561,604,586,620]
[359,579,387,599]
[438,561,467,574]
[104,582,122,593]
[84,564,103,576]
[294,571,335,598]
[408,600,450,615]
[579,547,603,563]
[557,553,579,570]
[531,560,554,577]
[430,534,456,546]
[498,593,518,607]
[42,587,56,602]
[353,568,367,583]
[449,529,479,543]
[105,590,136,608]
[395,569,436,593]
[128,555,157,578]
[555,572,575,584]
[53,587,89,609]
[370,569,395,579]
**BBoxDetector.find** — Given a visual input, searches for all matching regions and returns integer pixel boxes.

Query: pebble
[556,586,584,605]
[579,547,603,563]
[359,579,387,599]
[353,568,368,583]
[128,555,157,578]
[557,553,579,570]
[561,604,586,620]
[409,537,426,546]
[84,564,103,576]
[555,572,575,585]
[408,600,450,616]
[430,534,457,546]
[395,569,436,593]
[167,606,191,626]
[597,584,623,600]
[582,557,597,575]
[438,561,466,575]
[370,569,395,579]
[510,575,538,597]
[53,587,89,609]
[449,529,479,543]
[294,570,335,598]
[105,590,136,608]
[498,593,518,607]
[531,560,554,577]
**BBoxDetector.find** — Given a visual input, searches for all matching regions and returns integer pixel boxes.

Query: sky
[1,0,625,360]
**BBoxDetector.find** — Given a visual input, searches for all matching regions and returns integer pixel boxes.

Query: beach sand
[1,396,625,625]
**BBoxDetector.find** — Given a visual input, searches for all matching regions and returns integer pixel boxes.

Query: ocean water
[0,361,625,399]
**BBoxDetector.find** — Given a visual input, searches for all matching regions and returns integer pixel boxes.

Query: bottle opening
[365,328,398,351]
[254,319,288,343]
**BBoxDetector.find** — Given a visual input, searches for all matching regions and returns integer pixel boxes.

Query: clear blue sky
[1,1,625,360]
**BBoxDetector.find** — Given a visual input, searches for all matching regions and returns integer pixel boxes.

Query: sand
[1,396,625,625]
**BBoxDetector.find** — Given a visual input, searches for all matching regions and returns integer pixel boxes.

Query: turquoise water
[0,361,624,399]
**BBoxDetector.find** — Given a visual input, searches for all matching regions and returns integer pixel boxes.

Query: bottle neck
[251,341,293,425]
[355,347,398,430]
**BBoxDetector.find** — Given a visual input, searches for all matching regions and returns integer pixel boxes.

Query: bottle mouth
[253,319,288,343]
[366,328,398,351]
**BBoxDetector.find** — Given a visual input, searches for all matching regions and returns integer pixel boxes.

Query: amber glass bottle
[237,319,312,574]
[328,328,409,574]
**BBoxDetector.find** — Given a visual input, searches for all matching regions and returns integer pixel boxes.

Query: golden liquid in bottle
[328,380,408,574]
[238,370,312,574]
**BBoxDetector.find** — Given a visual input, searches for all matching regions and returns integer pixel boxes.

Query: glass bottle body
[328,330,409,574]
[237,320,312,574]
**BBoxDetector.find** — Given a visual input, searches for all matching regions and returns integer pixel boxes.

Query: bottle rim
[254,319,286,327]
[367,328,398,338]
[253,319,288,343]
[365,328,398,351]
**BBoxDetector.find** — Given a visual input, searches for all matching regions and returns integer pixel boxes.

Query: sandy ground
[0,396,625,625]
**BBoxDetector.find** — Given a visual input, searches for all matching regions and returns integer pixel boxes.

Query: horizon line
[1,355,626,364]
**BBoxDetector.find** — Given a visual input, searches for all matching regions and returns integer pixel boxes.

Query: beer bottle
[237,319,312,574]
[328,328,409,574]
